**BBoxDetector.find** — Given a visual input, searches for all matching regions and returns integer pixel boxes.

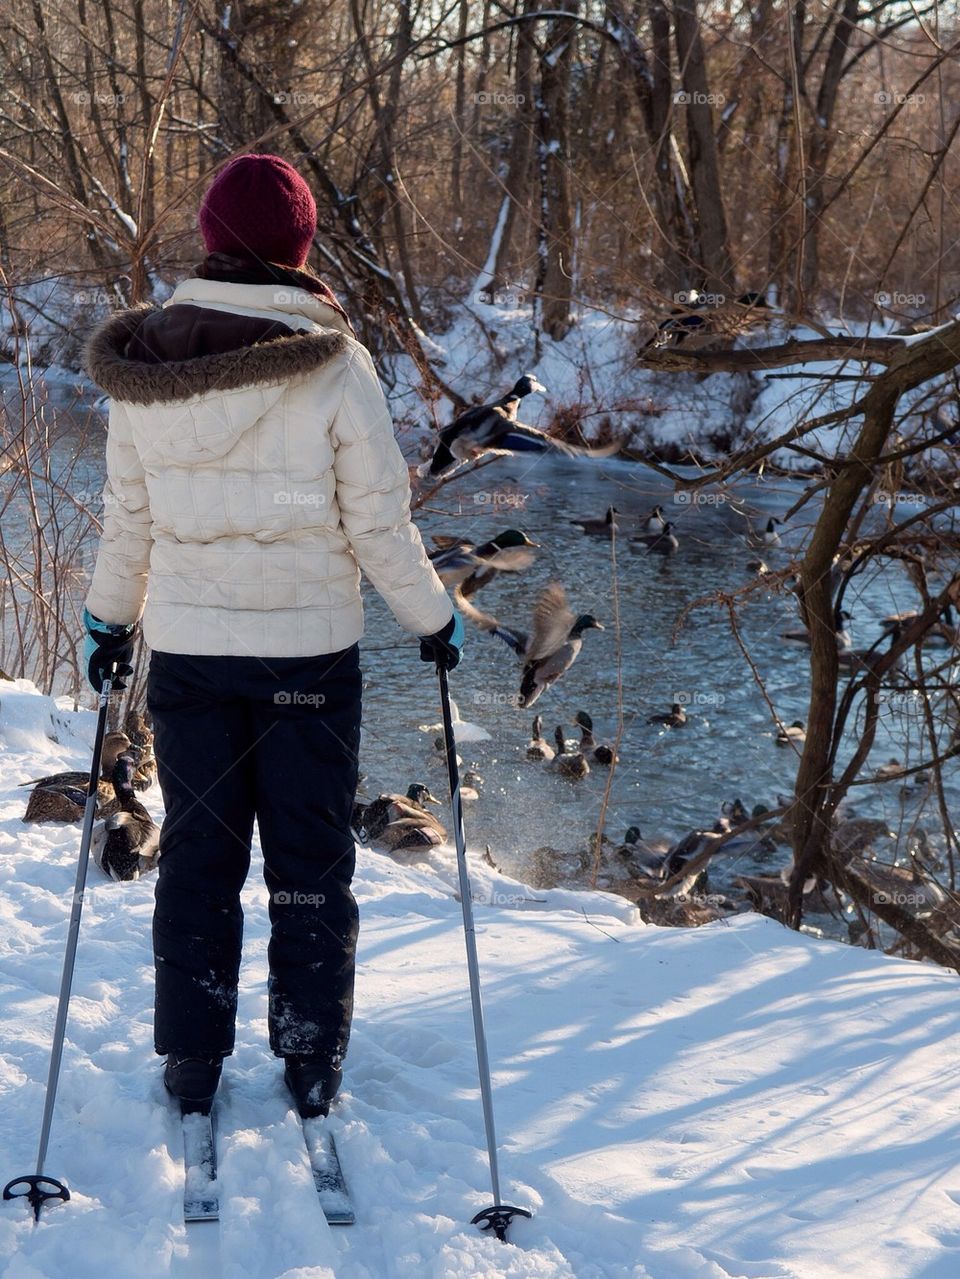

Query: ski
[181,1110,220,1223]
[301,1120,354,1225]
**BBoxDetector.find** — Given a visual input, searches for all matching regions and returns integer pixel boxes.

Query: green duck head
[406,782,441,806]
[623,826,642,844]
[574,710,594,730]
[492,529,539,550]
[571,614,604,637]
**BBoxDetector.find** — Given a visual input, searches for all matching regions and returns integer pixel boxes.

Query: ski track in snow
[3,678,960,1278]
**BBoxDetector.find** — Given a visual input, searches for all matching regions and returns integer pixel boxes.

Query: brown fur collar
[85,304,350,406]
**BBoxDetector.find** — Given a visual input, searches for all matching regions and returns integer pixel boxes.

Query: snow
[3,680,960,1277]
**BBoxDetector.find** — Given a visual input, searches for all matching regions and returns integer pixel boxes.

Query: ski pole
[436,663,531,1243]
[3,670,116,1221]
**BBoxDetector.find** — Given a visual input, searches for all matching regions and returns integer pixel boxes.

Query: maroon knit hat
[199,154,318,268]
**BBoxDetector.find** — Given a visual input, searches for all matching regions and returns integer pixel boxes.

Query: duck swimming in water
[526,714,555,761]
[574,711,618,765]
[570,507,620,536]
[648,703,687,728]
[549,725,590,779]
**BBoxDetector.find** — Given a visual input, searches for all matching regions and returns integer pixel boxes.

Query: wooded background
[1,1,957,361]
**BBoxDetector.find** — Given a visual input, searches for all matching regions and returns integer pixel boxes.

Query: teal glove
[82,607,137,692]
[419,609,464,671]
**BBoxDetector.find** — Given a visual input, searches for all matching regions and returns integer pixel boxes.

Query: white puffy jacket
[84,279,452,657]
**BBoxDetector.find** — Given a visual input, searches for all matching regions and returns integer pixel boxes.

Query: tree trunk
[672,0,733,295]
[490,0,537,294]
[534,1,578,341]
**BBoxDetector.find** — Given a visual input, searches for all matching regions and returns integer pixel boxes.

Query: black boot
[283,1055,342,1119]
[164,1055,223,1115]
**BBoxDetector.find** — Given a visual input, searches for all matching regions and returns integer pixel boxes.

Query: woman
[82,153,463,1117]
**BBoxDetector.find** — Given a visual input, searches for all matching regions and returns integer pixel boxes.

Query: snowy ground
[3,677,960,1279]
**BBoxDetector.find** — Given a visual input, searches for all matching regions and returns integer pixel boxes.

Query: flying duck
[428,528,538,590]
[458,581,604,708]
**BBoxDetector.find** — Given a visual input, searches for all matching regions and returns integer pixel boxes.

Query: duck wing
[453,587,529,655]
[526,583,575,662]
[18,770,89,789]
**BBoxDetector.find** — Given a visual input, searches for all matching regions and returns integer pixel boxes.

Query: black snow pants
[146,645,362,1063]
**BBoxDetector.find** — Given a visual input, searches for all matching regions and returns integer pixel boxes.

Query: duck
[573,710,618,764]
[525,714,555,761]
[458,581,604,708]
[747,558,770,576]
[422,375,617,476]
[643,505,666,535]
[613,826,672,879]
[21,731,136,823]
[549,725,589,779]
[648,702,687,727]
[776,720,806,746]
[639,293,711,355]
[720,798,748,825]
[873,757,904,781]
[460,769,483,802]
[91,752,160,882]
[781,609,853,651]
[633,521,679,558]
[355,784,446,845]
[429,734,463,769]
[418,697,492,742]
[746,517,782,549]
[571,506,620,536]
[428,529,538,590]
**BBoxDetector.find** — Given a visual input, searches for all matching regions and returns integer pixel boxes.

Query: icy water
[363,454,960,902]
[3,376,958,925]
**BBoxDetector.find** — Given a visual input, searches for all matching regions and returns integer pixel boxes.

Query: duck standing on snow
[91,752,160,881]
[21,730,135,823]
[459,581,604,708]
[549,725,590,779]
[355,783,446,850]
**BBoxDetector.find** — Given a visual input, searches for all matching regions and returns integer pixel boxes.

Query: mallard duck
[633,521,679,557]
[648,703,686,727]
[639,294,711,354]
[461,769,483,802]
[422,376,618,476]
[21,731,134,823]
[873,757,904,781]
[91,753,160,881]
[430,734,463,768]
[459,581,604,708]
[643,505,666,535]
[357,783,444,842]
[776,720,806,746]
[720,798,748,825]
[573,710,618,765]
[571,507,620,536]
[526,714,555,761]
[549,725,589,779]
[747,558,769,575]
[781,609,852,651]
[746,517,782,549]
[428,529,538,590]
[613,826,671,878]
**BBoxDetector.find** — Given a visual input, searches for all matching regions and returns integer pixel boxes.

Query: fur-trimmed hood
[85,302,350,407]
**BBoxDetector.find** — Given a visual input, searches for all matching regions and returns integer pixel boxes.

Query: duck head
[623,826,642,845]
[407,782,441,806]
[574,710,594,731]
[511,373,546,399]
[553,726,567,753]
[111,750,138,798]
[570,614,604,637]
[491,529,539,550]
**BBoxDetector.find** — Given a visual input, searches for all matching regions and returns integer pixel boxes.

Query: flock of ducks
[20,712,160,882]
